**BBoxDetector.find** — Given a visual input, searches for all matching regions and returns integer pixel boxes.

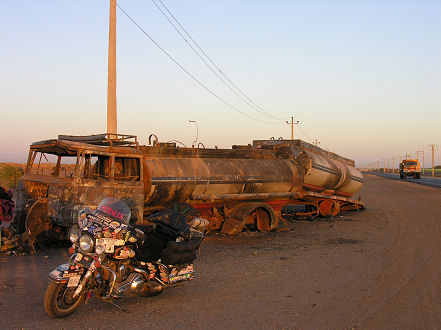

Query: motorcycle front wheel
[44,282,85,318]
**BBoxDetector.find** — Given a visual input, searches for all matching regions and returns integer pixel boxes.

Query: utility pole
[286,116,299,140]
[107,0,117,138]
[392,157,395,174]
[314,139,320,147]
[429,144,438,177]
[417,150,424,175]
[383,159,386,173]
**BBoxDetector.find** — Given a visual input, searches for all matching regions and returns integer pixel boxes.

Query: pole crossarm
[286,116,299,140]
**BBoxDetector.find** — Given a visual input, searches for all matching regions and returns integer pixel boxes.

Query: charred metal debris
[6,133,364,249]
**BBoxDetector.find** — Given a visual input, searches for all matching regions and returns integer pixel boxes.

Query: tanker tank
[140,144,304,212]
[140,138,364,233]
[252,139,364,197]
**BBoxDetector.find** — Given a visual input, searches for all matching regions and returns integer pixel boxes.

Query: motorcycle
[44,197,207,318]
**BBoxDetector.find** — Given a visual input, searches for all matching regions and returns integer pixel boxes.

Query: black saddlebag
[160,239,202,265]
[147,210,191,241]
[134,211,201,263]
[134,210,202,265]
[135,230,166,262]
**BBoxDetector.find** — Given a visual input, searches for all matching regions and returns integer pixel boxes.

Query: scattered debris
[0,281,13,292]
[0,227,28,255]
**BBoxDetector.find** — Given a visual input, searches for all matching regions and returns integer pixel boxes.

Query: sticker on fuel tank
[57,264,69,271]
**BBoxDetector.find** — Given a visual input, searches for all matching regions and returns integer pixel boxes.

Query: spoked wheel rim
[55,285,82,312]
[25,198,51,247]
[45,281,86,318]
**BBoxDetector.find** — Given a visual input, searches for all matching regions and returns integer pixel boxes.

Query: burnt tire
[44,282,85,319]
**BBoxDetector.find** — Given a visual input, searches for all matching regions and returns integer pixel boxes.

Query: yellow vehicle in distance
[399,159,421,179]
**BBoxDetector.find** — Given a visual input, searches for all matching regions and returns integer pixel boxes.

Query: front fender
[48,262,86,284]
[48,264,70,284]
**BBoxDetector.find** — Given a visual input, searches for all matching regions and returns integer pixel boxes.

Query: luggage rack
[58,133,139,150]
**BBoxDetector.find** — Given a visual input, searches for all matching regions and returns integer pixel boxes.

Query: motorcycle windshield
[81,211,129,237]
[96,197,131,224]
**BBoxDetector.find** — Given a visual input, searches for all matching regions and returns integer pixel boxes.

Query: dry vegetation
[0,163,25,189]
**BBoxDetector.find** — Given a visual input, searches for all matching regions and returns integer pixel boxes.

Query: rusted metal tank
[139,140,364,208]
[140,145,304,213]
[252,139,364,219]
[253,140,364,197]
[140,139,364,233]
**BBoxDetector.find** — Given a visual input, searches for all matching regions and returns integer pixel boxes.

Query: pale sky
[1,0,440,167]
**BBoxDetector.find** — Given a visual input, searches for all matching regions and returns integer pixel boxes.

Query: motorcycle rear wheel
[44,282,85,318]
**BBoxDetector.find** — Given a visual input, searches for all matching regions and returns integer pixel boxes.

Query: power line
[152,0,284,122]
[151,0,280,121]
[297,123,312,142]
[117,3,279,125]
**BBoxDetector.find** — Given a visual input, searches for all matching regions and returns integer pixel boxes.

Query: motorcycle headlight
[79,234,94,253]
[69,231,79,243]
[95,244,105,255]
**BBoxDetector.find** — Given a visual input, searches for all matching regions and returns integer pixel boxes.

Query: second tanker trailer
[13,133,364,243]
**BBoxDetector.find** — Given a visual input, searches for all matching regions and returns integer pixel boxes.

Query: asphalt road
[2,174,441,329]
[364,171,441,188]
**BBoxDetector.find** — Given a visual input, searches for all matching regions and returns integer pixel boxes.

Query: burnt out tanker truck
[13,133,364,244]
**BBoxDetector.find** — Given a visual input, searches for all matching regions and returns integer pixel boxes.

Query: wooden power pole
[417,150,424,175]
[429,144,438,177]
[107,0,117,137]
[286,117,299,140]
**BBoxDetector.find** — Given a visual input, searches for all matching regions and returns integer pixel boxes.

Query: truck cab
[399,159,421,179]
[13,134,145,245]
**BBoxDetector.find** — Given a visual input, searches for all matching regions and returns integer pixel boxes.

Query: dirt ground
[1,174,441,329]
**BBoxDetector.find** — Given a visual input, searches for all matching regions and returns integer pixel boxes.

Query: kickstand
[107,300,130,313]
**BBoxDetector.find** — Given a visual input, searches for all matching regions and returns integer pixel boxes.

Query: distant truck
[399,159,421,179]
